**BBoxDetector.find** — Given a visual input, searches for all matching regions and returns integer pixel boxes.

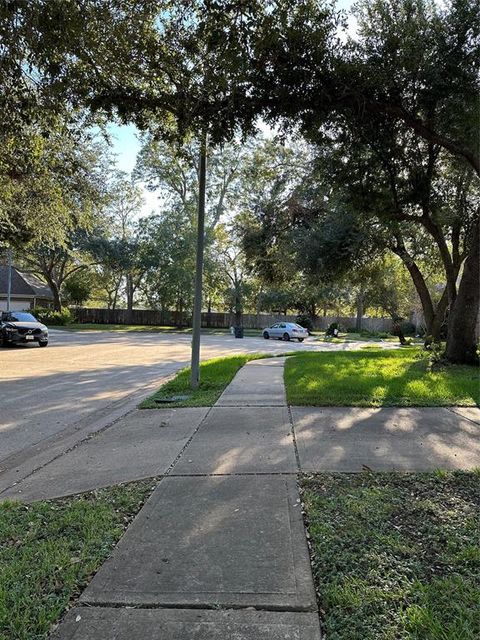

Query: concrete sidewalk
[43,356,479,639]
[50,357,321,639]
[1,408,208,502]
[292,406,480,471]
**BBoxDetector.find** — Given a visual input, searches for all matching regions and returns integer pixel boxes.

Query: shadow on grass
[302,472,480,640]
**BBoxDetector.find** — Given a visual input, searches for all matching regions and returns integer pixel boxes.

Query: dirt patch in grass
[302,472,480,640]
[0,480,155,640]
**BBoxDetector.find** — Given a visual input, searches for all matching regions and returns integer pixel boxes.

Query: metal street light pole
[190,134,207,389]
[6,247,12,312]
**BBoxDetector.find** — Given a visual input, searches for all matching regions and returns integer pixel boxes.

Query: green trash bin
[234,326,244,338]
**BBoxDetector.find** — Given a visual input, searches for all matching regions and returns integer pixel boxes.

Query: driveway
[0,328,392,489]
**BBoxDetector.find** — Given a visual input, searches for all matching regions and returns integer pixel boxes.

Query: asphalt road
[0,328,387,483]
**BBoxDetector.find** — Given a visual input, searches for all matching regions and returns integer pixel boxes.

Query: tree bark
[126,273,134,322]
[420,215,458,305]
[391,317,407,345]
[445,216,480,364]
[46,278,62,311]
[393,245,435,333]
[430,289,449,344]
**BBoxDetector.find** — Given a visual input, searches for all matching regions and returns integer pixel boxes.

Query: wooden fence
[71,307,393,332]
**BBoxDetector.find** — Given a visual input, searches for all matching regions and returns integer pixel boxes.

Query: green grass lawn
[55,323,191,332]
[285,348,479,406]
[140,353,267,408]
[55,323,261,336]
[0,481,155,640]
[302,472,480,640]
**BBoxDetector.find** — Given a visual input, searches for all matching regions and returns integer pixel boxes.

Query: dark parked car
[1,311,49,347]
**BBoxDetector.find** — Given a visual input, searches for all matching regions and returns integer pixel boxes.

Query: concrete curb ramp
[1,408,209,502]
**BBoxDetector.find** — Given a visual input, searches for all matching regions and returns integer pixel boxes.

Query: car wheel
[38,340,48,348]
[283,332,290,341]
[298,338,304,342]
[263,331,270,339]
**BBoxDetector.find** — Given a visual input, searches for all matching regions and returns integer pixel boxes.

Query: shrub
[296,314,314,333]
[346,327,358,333]
[32,307,72,325]
[400,320,416,335]
[359,329,380,338]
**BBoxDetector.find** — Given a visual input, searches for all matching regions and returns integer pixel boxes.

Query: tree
[104,174,146,316]
[212,225,250,326]
[2,0,272,385]
[445,215,480,363]
[315,122,478,353]
[63,269,95,307]
[252,0,479,176]
[137,210,196,323]
[14,136,111,310]
[0,121,106,249]
[135,136,246,234]
[249,0,479,362]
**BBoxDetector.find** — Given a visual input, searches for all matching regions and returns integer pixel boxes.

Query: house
[0,265,54,311]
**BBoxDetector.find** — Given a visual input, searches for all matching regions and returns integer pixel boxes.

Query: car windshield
[3,312,38,323]
[294,324,304,329]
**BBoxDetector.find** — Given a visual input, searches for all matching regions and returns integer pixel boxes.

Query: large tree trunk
[393,246,435,334]
[430,289,449,344]
[445,216,480,364]
[177,297,184,328]
[235,296,243,326]
[47,279,62,311]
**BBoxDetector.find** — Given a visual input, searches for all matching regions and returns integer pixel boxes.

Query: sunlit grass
[285,348,479,406]
[303,472,480,640]
[140,353,268,408]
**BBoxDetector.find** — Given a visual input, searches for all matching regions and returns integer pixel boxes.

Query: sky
[108,0,357,217]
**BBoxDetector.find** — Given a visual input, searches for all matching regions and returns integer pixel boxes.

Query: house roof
[0,265,53,299]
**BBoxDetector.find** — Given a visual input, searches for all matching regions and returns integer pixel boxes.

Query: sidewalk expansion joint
[167,471,298,477]
[78,601,318,614]
[164,406,215,476]
[287,405,302,473]
[214,404,286,408]
[446,406,480,426]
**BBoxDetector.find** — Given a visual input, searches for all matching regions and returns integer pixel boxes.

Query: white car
[262,322,309,342]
